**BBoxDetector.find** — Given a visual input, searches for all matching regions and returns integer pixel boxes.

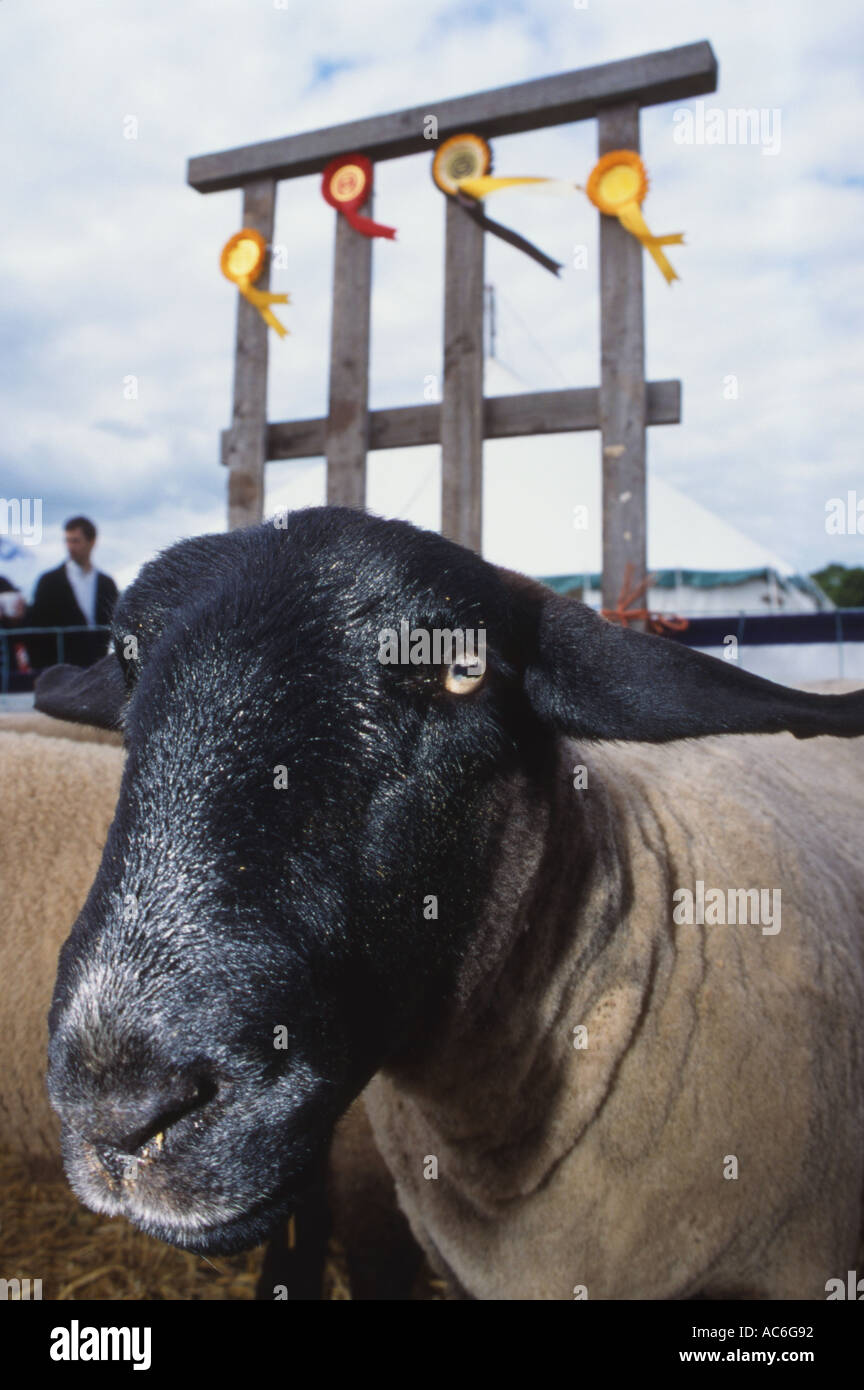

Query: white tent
[267,437,825,617]
[481,440,826,616]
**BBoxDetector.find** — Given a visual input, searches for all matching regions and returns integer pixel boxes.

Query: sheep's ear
[503,577,864,742]
[34,655,126,730]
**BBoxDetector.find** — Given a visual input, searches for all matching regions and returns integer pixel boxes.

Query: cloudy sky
[1,0,862,596]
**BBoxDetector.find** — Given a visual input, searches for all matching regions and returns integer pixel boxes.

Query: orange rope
[601,563,690,635]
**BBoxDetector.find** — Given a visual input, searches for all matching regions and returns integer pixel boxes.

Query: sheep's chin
[135,1199,294,1257]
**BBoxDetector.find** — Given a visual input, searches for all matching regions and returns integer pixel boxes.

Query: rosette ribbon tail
[456,176,564,198]
[239,280,291,338]
[615,203,684,285]
[344,210,396,240]
[455,193,562,277]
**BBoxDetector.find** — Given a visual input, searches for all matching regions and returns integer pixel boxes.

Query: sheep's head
[37,506,864,1255]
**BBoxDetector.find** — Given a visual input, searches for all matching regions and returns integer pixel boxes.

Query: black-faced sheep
[0,720,414,1297]
[36,506,864,1299]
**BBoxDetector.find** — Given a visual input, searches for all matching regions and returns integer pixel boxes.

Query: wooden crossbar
[222,381,682,464]
[188,42,718,192]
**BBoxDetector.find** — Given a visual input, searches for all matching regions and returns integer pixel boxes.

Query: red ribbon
[321,154,396,239]
[601,564,689,635]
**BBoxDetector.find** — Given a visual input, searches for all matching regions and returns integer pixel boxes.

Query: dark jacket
[26,563,119,668]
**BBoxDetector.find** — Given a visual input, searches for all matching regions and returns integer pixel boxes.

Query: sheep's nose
[88,1071,218,1176]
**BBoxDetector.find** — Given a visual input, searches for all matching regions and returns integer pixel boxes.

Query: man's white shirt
[65,559,98,626]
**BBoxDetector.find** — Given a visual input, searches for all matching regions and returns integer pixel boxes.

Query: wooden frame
[189,40,718,609]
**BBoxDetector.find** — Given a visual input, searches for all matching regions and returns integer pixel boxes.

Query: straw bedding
[0,1149,352,1300]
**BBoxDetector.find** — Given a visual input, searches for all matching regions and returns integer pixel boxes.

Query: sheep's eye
[443,661,485,695]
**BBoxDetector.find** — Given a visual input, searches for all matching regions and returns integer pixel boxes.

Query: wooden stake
[598,104,647,627]
[441,196,485,552]
[325,206,373,508]
[226,178,277,530]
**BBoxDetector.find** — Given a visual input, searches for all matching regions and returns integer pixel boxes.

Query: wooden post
[441,197,485,552]
[598,104,647,623]
[226,177,277,530]
[325,206,373,508]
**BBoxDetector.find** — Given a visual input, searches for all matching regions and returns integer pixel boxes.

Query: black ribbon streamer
[455,192,562,277]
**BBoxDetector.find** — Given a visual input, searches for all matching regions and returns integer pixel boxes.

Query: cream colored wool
[365,726,864,1300]
[0,710,122,745]
[0,732,123,1167]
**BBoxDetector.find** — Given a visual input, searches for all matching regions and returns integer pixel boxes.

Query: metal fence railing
[0,625,112,695]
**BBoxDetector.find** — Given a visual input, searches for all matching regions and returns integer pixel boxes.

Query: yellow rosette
[220,229,290,338]
[585,150,683,284]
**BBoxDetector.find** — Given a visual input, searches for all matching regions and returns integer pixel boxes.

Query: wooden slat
[485,381,678,439]
[325,206,373,507]
[261,380,681,461]
[226,178,277,530]
[188,43,718,193]
[256,418,326,462]
[598,105,647,624]
[440,197,485,552]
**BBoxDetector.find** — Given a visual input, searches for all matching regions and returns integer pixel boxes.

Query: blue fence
[0,625,112,695]
[662,609,864,649]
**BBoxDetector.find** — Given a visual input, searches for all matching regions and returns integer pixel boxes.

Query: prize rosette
[431,133,491,195]
[431,132,561,277]
[585,150,684,284]
[220,229,291,337]
[321,155,396,239]
[436,133,574,200]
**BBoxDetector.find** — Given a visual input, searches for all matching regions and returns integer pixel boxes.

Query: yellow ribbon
[220,230,291,337]
[456,175,569,198]
[456,151,684,284]
[613,204,683,285]
[235,278,291,338]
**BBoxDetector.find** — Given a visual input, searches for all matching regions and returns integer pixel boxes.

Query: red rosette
[321,154,396,239]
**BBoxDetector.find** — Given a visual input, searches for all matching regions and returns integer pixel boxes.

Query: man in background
[27,516,119,668]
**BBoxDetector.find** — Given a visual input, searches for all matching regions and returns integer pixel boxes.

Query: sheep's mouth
[124,1166,321,1256]
[61,1124,321,1256]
